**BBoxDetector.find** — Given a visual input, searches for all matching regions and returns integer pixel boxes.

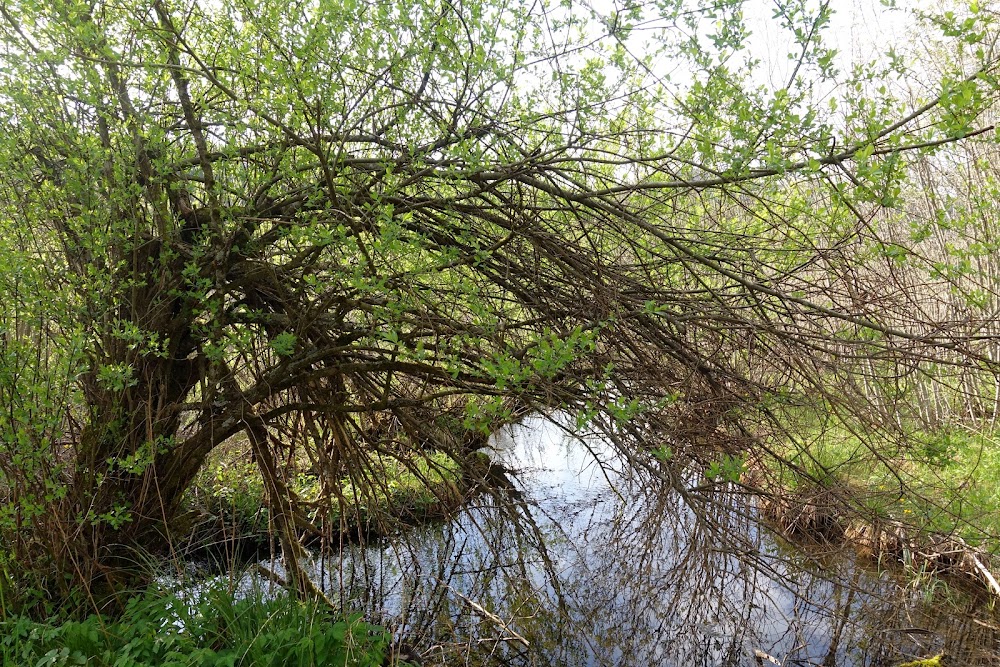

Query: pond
[256,416,999,666]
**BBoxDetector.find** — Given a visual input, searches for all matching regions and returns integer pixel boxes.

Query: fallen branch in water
[446,585,531,648]
[753,648,782,666]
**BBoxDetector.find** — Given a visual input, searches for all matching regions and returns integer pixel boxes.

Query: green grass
[185,441,470,542]
[0,583,393,667]
[769,418,1000,550]
[328,451,464,524]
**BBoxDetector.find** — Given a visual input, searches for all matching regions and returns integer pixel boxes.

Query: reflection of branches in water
[300,421,999,666]
[683,479,1000,666]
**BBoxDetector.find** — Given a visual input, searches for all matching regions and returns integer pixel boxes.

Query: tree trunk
[57,257,211,607]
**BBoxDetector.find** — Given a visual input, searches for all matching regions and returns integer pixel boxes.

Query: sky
[747,0,922,86]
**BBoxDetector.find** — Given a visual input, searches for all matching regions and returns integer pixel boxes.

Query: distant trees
[0,0,996,608]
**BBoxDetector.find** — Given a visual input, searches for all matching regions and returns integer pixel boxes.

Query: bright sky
[571,0,942,107]
[746,0,922,86]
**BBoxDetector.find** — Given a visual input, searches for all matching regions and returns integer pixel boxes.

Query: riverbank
[745,419,1000,598]
[0,441,483,665]
[174,437,490,566]
[4,416,999,666]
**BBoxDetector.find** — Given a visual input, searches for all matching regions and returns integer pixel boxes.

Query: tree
[0,0,996,608]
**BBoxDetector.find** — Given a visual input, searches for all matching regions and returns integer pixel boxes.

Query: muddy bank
[169,451,492,568]
[747,472,1000,599]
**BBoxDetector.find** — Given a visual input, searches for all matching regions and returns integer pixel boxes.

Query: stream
[248,416,999,666]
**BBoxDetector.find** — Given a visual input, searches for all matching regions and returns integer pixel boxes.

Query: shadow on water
[258,416,999,666]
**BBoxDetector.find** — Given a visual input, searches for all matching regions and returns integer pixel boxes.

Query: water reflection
[286,416,998,666]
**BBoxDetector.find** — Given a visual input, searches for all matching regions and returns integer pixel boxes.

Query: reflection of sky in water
[277,416,996,666]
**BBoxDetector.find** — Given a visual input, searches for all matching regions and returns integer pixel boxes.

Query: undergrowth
[0,582,394,667]
[771,416,1000,550]
[184,438,466,542]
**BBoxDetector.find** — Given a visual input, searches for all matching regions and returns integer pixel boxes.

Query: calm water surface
[262,417,998,666]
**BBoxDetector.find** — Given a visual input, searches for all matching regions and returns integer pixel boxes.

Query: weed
[0,581,391,667]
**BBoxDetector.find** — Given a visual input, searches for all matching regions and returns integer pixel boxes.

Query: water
[259,416,999,666]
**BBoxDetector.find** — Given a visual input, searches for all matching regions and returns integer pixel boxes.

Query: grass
[0,581,396,667]
[768,416,1000,551]
[327,451,464,525]
[183,439,472,551]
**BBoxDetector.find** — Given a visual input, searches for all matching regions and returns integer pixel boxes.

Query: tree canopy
[0,0,998,607]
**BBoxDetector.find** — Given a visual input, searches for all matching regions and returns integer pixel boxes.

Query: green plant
[0,583,391,667]
[0,0,997,609]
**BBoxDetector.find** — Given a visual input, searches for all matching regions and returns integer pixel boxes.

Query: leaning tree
[0,0,996,606]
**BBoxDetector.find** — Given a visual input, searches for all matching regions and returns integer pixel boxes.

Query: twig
[448,587,530,648]
[965,546,1000,597]
[753,648,782,666]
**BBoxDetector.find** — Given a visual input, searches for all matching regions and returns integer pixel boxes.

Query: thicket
[0,0,998,623]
